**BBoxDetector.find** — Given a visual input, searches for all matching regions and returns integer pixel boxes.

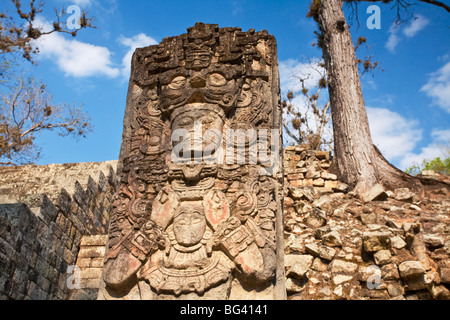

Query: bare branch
[419,0,450,13]
[1,76,92,165]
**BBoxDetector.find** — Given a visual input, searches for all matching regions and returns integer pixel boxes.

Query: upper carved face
[158,63,242,117]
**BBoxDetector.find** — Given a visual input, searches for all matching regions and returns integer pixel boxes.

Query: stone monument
[98,22,284,300]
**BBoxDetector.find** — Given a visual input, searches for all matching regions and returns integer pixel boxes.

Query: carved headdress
[132,22,271,118]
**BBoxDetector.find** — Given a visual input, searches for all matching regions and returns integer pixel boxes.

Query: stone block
[423,234,444,248]
[304,208,327,229]
[78,246,106,258]
[387,282,405,297]
[335,182,349,192]
[331,259,358,274]
[287,174,303,181]
[324,180,338,189]
[321,172,337,180]
[311,258,328,272]
[289,180,303,187]
[318,246,337,261]
[313,178,325,187]
[374,250,392,266]
[333,275,353,285]
[89,257,104,268]
[285,254,314,269]
[322,231,342,247]
[393,188,415,202]
[399,261,426,280]
[75,258,91,268]
[79,268,103,280]
[362,184,388,202]
[285,278,303,293]
[363,231,391,252]
[438,267,450,284]
[80,235,108,247]
[80,278,101,289]
[286,259,312,280]
[390,236,407,249]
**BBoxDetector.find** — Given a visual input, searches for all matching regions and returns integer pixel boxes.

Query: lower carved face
[173,204,206,246]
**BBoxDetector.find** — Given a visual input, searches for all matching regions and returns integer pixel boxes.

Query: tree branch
[350,0,450,14]
[418,0,450,13]
[283,121,302,145]
[0,161,18,166]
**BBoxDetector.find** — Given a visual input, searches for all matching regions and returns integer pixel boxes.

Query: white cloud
[367,107,423,162]
[385,15,429,53]
[73,0,93,6]
[33,18,120,78]
[431,129,450,143]
[385,23,401,53]
[403,15,429,38]
[33,18,159,79]
[420,61,450,113]
[385,33,400,53]
[232,1,243,16]
[119,33,158,78]
[279,58,325,93]
[399,129,450,169]
[367,106,448,170]
[57,0,95,7]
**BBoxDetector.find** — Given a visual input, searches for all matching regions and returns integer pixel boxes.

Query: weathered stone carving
[99,23,284,300]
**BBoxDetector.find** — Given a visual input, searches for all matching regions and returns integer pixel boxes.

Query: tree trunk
[316,0,421,194]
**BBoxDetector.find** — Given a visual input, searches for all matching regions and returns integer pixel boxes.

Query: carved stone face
[186,50,211,70]
[173,204,206,246]
[158,65,242,117]
[171,103,224,159]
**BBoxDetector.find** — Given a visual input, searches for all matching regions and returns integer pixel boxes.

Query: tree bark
[316,0,422,194]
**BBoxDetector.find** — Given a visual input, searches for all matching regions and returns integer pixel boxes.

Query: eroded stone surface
[99,23,284,300]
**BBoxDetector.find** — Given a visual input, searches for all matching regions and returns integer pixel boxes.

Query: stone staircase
[0,161,118,300]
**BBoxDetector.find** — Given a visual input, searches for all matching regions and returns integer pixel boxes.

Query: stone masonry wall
[283,145,450,300]
[0,162,117,300]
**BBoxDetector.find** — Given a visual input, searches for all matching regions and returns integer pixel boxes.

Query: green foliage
[405,154,450,176]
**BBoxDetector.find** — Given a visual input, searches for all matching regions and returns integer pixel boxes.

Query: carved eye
[177,116,193,127]
[202,116,215,125]
[169,76,187,89]
[192,217,203,224]
[208,73,227,86]
[148,136,161,146]
[176,218,188,225]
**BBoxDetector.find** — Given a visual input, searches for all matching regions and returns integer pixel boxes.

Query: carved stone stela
[99,23,284,300]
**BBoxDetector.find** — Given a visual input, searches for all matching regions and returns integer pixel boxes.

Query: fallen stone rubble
[284,146,450,300]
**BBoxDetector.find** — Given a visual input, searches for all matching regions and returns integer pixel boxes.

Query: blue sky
[3,0,449,170]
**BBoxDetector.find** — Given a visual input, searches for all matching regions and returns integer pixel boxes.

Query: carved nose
[190,75,206,88]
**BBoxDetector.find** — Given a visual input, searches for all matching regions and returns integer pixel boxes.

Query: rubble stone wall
[0,162,117,300]
[283,145,450,300]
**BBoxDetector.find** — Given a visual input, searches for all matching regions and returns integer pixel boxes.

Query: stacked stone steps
[0,161,118,204]
[0,161,118,300]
